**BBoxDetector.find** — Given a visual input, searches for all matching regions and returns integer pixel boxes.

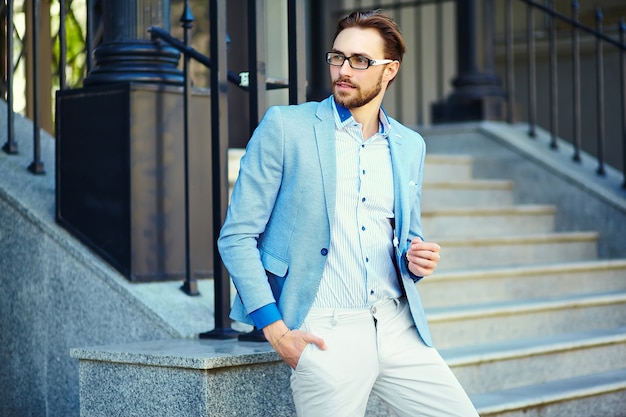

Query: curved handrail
[521,0,626,51]
[148,26,289,91]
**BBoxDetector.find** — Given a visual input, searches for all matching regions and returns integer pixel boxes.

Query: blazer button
[320,248,328,256]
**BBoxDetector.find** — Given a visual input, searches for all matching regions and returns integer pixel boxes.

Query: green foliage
[51,0,87,89]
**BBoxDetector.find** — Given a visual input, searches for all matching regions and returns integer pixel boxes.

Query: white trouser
[290,297,479,417]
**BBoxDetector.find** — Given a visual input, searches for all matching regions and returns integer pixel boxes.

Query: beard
[332,71,384,109]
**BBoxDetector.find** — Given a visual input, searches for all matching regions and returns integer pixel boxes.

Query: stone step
[423,205,556,237]
[423,154,474,182]
[426,291,626,349]
[436,231,599,271]
[442,327,626,394]
[419,260,626,309]
[471,368,626,417]
[228,150,511,210]
[228,150,500,210]
[220,148,624,417]
[421,180,515,209]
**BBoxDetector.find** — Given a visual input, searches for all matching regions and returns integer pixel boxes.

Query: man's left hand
[406,237,441,277]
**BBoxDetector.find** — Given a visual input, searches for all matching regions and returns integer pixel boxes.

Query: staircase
[226,136,626,416]
[419,153,626,417]
[68,124,626,417]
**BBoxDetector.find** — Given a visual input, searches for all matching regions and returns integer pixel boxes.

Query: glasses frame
[325,52,394,70]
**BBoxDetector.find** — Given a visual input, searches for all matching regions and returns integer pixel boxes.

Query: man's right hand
[262,320,327,369]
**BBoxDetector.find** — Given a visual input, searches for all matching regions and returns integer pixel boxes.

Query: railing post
[85,0,94,73]
[179,1,199,297]
[505,0,515,124]
[527,3,537,137]
[619,18,626,188]
[415,6,424,126]
[571,0,582,162]
[436,2,445,102]
[288,0,306,105]
[247,0,267,136]
[200,0,239,339]
[3,0,17,155]
[595,7,606,176]
[547,0,558,149]
[59,0,67,91]
[431,0,505,123]
[28,0,44,175]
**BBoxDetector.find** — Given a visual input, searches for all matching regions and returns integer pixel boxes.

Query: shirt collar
[331,96,391,136]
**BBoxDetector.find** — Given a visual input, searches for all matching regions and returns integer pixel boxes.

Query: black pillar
[57,0,214,283]
[83,0,183,86]
[306,0,333,101]
[432,0,505,123]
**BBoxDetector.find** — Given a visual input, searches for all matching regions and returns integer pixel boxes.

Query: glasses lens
[327,53,345,66]
[348,56,370,69]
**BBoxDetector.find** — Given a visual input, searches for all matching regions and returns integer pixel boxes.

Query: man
[218,9,479,417]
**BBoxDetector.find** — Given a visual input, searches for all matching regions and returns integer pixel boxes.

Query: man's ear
[384,61,400,83]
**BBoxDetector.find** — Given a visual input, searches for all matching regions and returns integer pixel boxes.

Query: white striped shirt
[311,100,402,309]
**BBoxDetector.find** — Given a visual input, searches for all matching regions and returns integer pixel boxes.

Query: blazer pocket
[260,249,289,277]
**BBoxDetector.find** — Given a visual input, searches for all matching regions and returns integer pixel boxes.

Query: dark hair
[334,9,406,63]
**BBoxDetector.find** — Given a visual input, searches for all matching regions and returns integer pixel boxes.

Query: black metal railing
[504,0,626,185]
[335,0,626,185]
[148,0,307,340]
[1,0,306,339]
[4,0,626,178]
[2,0,46,173]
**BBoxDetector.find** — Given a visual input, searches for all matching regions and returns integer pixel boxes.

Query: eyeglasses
[326,52,394,70]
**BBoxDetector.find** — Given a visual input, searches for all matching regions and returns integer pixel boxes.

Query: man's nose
[339,59,353,75]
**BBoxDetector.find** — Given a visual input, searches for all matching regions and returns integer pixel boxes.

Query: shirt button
[361,226,366,231]
[320,248,328,256]
[361,197,366,202]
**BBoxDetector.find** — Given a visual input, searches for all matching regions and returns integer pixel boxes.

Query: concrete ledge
[71,339,295,417]
[70,339,396,417]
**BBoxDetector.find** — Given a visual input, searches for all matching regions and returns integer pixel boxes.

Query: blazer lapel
[314,98,337,227]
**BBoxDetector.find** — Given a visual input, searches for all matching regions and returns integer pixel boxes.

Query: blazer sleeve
[217,106,286,320]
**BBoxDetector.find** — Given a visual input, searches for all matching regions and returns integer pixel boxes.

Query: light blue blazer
[218,96,433,347]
